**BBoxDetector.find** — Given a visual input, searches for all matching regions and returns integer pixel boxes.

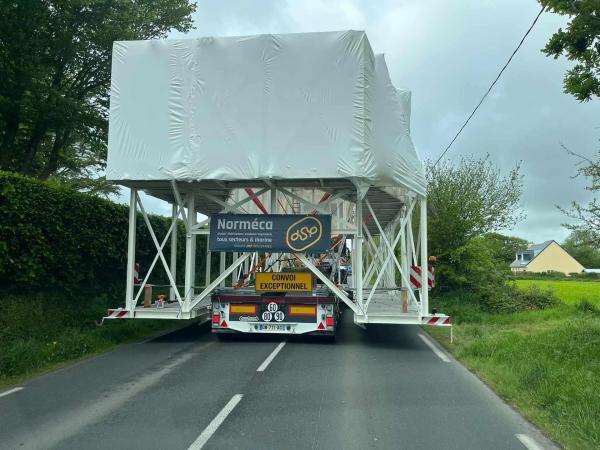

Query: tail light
[212,314,220,325]
[326,316,334,327]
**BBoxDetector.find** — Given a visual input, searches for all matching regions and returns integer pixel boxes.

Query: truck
[102,30,451,339]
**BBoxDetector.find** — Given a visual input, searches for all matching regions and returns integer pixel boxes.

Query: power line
[433,6,546,168]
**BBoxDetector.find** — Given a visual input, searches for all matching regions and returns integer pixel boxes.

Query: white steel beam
[205,240,211,288]
[188,253,251,311]
[170,180,189,231]
[132,211,180,307]
[354,201,364,309]
[296,254,360,314]
[219,252,226,287]
[136,193,183,305]
[420,197,429,315]
[364,199,419,309]
[184,193,197,306]
[170,203,178,302]
[125,189,137,311]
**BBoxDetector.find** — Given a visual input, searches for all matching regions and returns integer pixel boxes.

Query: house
[510,240,585,274]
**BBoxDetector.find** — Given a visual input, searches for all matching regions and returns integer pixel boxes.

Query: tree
[427,156,525,289]
[481,232,529,264]
[539,0,600,101]
[0,0,196,194]
[562,230,600,268]
[560,148,600,245]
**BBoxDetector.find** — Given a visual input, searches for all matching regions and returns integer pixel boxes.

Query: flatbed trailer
[102,30,451,338]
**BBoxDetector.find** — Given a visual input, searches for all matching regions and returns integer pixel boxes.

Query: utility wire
[433,6,545,168]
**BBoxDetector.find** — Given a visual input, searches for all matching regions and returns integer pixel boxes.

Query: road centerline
[188,394,243,450]
[0,387,23,398]
[256,341,286,372]
[418,333,451,362]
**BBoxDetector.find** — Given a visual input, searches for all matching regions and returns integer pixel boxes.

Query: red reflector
[220,320,228,328]
[326,317,334,327]
[318,322,325,330]
[212,314,220,324]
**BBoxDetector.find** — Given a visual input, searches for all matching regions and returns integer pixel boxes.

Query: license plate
[258,324,287,332]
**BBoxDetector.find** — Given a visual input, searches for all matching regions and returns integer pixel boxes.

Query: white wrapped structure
[105,31,446,329]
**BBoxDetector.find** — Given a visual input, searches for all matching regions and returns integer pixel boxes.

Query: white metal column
[184,194,197,307]
[354,187,364,311]
[125,188,137,311]
[219,252,226,287]
[420,197,429,315]
[205,241,211,287]
[170,203,178,302]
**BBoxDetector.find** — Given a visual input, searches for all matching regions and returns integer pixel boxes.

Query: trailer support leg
[420,197,429,315]
[184,194,196,306]
[170,203,178,302]
[125,188,137,311]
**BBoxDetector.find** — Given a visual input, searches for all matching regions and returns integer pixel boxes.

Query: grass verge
[428,292,600,450]
[0,292,190,388]
[514,279,600,305]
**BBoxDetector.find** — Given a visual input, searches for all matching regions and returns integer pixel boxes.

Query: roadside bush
[576,299,600,314]
[480,284,558,314]
[0,171,216,293]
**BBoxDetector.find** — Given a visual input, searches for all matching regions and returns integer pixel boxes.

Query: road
[1,311,557,450]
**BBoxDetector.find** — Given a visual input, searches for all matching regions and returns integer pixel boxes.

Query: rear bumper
[213,321,334,335]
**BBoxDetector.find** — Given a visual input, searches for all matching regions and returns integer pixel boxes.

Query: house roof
[509,240,553,268]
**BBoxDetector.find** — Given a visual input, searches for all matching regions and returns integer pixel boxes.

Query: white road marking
[418,333,451,362]
[188,394,243,450]
[0,387,23,398]
[256,341,286,372]
[516,434,545,450]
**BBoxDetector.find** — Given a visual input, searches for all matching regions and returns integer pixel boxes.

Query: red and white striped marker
[105,308,130,319]
[421,315,451,326]
[410,265,435,289]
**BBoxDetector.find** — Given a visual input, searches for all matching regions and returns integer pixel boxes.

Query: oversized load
[106,30,425,196]
[104,31,449,336]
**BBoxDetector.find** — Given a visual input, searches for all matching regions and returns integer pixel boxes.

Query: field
[514,279,600,305]
[428,291,600,450]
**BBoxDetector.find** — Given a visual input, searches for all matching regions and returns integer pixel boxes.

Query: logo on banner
[286,216,323,252]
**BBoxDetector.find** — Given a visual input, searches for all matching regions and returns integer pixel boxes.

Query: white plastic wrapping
[106,31,426,196]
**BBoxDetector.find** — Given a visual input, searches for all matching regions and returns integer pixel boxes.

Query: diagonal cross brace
[296,254,361,315]
[136,193,183,305]
[132,204,183,308]
[364,199,419,311]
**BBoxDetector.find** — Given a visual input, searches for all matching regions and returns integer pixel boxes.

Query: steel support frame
[121,182,430,322]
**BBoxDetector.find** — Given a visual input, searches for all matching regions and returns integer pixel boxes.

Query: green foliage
[435,236,506,290]
[515,279,600,306]
[0,292,180,382]
[563,230,600,268]
[429,291,600,450]
[0,0,196,193]
[426,156,524,291]
[479,284,558,314]
[559,148,600,248]
[481,232,528,264]
[540,0,600,102]
[0,171,213,293]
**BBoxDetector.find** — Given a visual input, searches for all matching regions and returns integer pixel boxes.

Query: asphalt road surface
[1,311,558,450]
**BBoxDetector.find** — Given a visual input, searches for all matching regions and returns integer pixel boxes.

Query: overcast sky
[120,0,600,244]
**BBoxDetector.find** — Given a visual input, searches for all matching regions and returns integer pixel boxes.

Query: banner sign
[255,272,313,292]
[208,214,331,253]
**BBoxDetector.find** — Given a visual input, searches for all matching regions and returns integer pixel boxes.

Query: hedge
[0,171,215,294]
